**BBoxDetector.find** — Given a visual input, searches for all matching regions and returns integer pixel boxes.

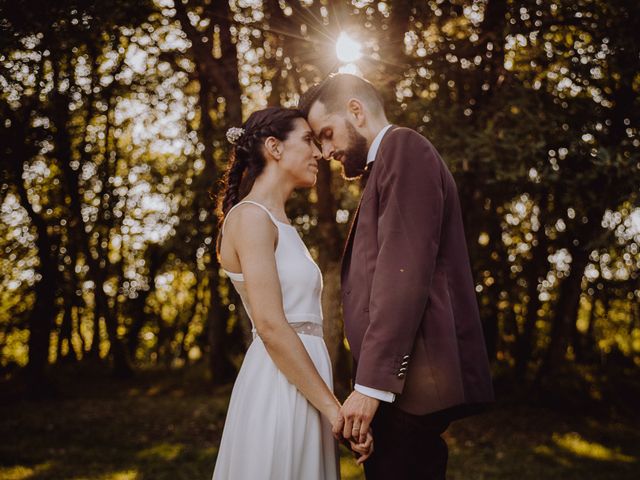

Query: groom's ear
[346,98,366,127]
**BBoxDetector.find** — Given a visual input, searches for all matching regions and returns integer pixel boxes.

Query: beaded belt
[252,321,323,339]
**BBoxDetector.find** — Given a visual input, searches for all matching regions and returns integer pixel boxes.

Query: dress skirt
[212,333,340,480]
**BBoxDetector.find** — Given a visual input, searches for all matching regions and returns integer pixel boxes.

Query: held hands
[330,415,375,465]
[331,391,380,464]
[347,428,374,465]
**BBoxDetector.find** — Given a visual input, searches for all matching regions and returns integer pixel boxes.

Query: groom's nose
[322,142,334,161]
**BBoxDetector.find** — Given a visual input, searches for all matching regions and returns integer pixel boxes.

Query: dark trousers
[363,402,450,480]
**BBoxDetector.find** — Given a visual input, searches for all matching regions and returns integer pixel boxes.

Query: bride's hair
[216,106,303,229]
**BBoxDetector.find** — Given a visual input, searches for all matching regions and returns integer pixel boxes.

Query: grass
[1,366,638,479]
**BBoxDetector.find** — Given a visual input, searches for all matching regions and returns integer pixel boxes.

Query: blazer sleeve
[354,129,444,394]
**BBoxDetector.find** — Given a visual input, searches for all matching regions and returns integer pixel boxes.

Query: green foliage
[0,0,638,386]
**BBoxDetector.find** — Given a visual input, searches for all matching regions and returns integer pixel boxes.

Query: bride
[212,107,373,479]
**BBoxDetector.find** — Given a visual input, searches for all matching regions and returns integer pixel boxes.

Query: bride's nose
[312,142,322,160]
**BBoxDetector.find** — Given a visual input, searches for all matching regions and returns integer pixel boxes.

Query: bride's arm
[228,206,341,423]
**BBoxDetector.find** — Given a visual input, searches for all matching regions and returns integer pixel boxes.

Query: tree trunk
[50,52,132,377]
[14,154,57,393]
[538,245,590,376]
[207,272,236,384]
[57,300,79,363]
[4,107,59,395]
[515,194,549,379]
[514,265,543,380]
[481,212,506,362]
[173,0,242,383]
[315,160,352,394]
[126,246,163,359]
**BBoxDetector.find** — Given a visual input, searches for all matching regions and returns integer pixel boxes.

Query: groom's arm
[355,128,444,394]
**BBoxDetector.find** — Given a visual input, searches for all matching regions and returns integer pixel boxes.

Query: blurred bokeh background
[1,0,638,479]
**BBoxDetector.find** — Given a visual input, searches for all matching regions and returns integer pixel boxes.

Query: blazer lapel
[340,159,378,279]
[340,126,398,281]
[341,199,363,279]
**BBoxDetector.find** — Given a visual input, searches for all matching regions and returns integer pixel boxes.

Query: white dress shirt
[354,124,396,404]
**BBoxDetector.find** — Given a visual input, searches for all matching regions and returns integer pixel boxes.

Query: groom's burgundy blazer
[341,126,494,416]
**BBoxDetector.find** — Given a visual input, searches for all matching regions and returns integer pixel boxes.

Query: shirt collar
[367,124,392,165]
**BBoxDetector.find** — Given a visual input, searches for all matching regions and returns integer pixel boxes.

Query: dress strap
[221,200,279,237]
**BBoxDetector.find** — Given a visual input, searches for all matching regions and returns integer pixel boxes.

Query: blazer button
[401,361,409,367]
[397,372,406,378]
[403,355,410,360]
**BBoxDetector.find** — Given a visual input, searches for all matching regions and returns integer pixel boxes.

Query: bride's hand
[329,403,345,441]
[349,428,374,465]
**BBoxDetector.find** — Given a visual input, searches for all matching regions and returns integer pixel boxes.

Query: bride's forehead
[289,118,313,134]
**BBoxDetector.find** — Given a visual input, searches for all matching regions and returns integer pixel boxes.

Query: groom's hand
[337,390,380,444]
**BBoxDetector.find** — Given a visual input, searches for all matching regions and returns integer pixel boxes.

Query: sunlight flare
[336,32,362,63]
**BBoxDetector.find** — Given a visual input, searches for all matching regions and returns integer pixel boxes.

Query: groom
[299,73,494,479]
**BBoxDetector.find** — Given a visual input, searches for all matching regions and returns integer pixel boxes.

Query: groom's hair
[298,73,385,118]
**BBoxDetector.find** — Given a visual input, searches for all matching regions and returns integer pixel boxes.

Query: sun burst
[336,33,362,63]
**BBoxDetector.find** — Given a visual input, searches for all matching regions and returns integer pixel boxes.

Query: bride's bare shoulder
[223,202,278,244]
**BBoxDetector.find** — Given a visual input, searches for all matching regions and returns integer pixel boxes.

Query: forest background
[1,1,639,479]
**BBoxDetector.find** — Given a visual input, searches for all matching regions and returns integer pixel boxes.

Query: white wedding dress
[212,201,340,480]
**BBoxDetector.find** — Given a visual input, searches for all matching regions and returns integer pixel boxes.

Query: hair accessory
[226,127,245,145]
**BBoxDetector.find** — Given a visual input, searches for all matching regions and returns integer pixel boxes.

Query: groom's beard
[339,120,369,180]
